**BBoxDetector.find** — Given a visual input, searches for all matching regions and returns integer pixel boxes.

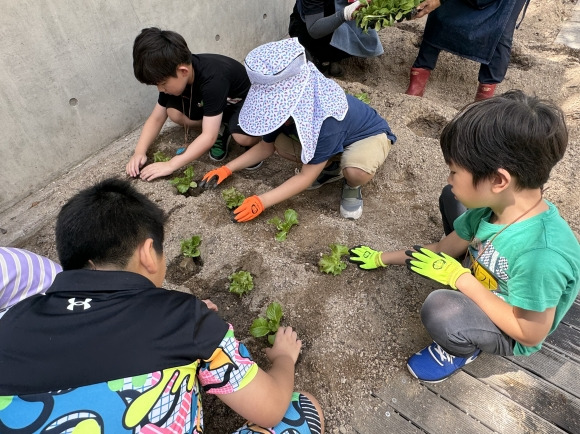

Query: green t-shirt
[454,201,580,356]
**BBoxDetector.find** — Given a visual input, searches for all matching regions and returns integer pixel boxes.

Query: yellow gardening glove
[405,245,470,289]
[349,245,387,270]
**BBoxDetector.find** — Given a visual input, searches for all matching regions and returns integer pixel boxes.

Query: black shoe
[209,127,231,162]
[306,161,343,190]
[329,62,344,77]
[240,145,263,171]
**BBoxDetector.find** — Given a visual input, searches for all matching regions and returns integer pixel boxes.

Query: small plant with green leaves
[229,270,254,297]
[181,235,202,259]
[318,243,350,276]
[170,166,197,194]
[153,151,171,162]
[355,92,370,104]
[268,209,299,241]
[355,0,421,33]
[250,302,284,345]
[222,187,246,209]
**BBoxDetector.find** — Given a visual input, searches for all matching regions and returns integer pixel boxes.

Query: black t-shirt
[158,53,250,119]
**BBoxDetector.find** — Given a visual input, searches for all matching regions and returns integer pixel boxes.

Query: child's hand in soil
[126,153,147,177]
[265,326,302,365]
[140,161,176,181]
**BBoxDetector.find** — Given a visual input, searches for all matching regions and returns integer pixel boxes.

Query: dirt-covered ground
[2,1,580,432]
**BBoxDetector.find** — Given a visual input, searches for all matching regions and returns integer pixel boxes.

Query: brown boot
[474,83,497,101]
[405,67,431,97]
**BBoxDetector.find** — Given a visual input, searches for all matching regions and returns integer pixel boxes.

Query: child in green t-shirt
[349,90,580,382]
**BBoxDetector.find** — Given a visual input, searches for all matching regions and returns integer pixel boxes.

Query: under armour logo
[67,298,92,311]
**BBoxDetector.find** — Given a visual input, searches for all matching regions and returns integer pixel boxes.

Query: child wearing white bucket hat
[200,38,396,221]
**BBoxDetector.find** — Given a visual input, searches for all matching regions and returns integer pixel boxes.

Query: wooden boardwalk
[353,297,580,433]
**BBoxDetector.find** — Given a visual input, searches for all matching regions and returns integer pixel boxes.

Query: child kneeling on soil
[349,91,580,382]
[126,27,260,181]
[199,38,396,221]
[0,178,324,434]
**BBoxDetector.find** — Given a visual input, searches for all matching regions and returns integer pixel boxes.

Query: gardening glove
[343,0,363,21]
[405,245,471,290]
[349,245,387,270]
[199,166,232,189]
[234,195,265,222]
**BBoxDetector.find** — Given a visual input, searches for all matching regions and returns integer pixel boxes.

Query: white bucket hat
[239,38,348,164]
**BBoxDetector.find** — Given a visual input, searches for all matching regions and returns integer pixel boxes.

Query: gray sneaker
[340,182,363,219]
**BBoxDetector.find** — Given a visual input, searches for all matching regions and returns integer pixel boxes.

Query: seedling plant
[170,166,197,194]
[222,187,246,209]
[318,243,350,276]
[355,0,421,32]
[268,209,299,241]
[250,302,284,345]
[229,270,254,297]
[181,235,202,258]
[355,92,370,104]
[153,151,171,162]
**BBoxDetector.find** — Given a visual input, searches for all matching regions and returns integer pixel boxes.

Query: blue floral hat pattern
[239,38,348,164]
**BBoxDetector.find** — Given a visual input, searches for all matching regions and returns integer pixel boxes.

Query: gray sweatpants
[422,289,515,358]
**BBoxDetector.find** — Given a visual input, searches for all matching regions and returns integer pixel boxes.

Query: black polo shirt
[0,270,228,395]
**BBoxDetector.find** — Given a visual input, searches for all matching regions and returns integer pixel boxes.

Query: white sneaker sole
[340,203,362,220]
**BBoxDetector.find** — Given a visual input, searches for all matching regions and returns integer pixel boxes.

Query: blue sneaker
[407,341,480,383]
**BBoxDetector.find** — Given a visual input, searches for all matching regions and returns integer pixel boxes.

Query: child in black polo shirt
[126,27,260,181]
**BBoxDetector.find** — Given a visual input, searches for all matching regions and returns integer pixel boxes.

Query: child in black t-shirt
[126,28,260,181]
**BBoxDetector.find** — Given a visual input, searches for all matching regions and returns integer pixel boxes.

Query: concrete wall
[0,0,294,212]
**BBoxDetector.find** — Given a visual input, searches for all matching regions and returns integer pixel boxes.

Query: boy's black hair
[440,90,568,189]
[56,178,167,270]
[133,27,192,85]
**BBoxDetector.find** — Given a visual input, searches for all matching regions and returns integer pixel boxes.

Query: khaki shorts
[274,133,391,174]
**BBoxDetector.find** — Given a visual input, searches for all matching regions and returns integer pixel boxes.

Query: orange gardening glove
[234,195,265,222]
[199,166,232,189]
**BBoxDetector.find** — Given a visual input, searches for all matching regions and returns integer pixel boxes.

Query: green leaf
[268,209,299,242]
[330,243,349,258]
[170,166,195,195]
[266,302,283,323]
[250,318,270,337]
[354,92,370,104]
[319,254,347,275]
[180,235,202,258]
[228,270,254,296]
[153,151,171,162]
[222,187,246,209]
[267,334,276,345]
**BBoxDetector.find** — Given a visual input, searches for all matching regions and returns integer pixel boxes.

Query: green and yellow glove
[405,245,470,289]
[349,245,387,270]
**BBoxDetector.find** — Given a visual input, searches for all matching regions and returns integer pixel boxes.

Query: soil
[2,1,580,432]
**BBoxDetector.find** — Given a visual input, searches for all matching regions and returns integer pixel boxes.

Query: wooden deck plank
[426,370,568,433]
[560,300,580,329]
[463,353,580,433]
[353,393,423,434]
[373,373,494,433]
[542,323,580,361]
[505,347,580,398]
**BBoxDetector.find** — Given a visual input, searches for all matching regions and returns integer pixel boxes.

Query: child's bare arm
[139,114,222,181]
[259,162,326,208]
[126,104,168,177]
[217,326,301,427]
[455,273,556,346]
